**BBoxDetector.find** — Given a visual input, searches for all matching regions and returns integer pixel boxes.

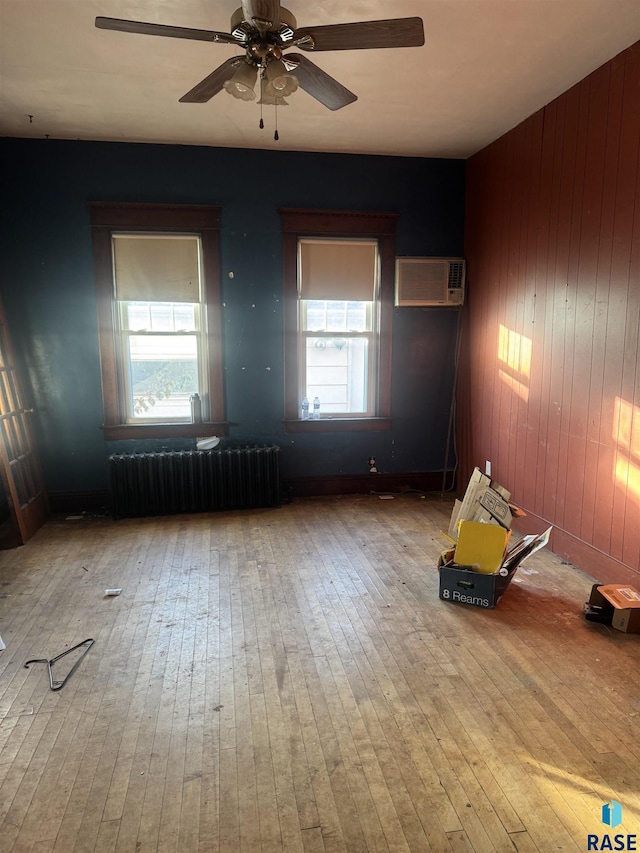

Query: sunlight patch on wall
[612,397,640,458]
[497,370,530,401]
[498,324,532,402]
[614,454,640,503]
[613,396,640,504]
[498,324,532,378]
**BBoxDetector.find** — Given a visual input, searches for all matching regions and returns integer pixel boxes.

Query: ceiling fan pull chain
[259,72,264,129]
[274,102,279,141]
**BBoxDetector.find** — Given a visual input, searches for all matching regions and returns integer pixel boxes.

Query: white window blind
[112,234,201,303]
[299,239,377,301]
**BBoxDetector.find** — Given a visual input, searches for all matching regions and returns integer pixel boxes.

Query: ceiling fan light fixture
[258,89,289,106]
[265,59,298,96]
[223,62,258,101]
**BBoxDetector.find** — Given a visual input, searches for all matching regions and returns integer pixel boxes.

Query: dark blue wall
[0,137,465,494]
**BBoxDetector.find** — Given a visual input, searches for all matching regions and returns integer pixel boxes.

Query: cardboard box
[439,468,549,609]
[438,527,552,609]
[447,467,523,541]
[438,550,518,608]
[586,584,640,634]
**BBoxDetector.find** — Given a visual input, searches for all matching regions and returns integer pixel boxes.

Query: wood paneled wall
[461,41,640,584]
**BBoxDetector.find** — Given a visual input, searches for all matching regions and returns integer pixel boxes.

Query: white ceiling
[1,0,639,159]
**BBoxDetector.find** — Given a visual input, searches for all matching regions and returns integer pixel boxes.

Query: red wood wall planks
[461,41,640,584]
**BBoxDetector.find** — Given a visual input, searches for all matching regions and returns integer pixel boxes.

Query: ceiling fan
[95,1,425,113]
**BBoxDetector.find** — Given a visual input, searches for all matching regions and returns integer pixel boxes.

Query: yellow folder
[454,520,508,574]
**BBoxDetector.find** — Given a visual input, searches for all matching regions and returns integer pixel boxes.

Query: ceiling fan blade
[241,0,281,31]
[285,54,356,111]
[95,17,239,45]
[179,58,242,103]
[293,17,424,51]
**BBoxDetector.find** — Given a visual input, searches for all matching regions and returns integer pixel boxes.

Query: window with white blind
[281,208,396,431]
[113,234,205,422]
[299,239,378,416]
[89,203,225,440]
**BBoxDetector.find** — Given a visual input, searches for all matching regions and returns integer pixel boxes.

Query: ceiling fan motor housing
[232,6,297,35]
[231,6,298,69]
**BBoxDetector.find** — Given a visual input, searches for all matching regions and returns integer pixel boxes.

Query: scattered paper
[104,588,122,596]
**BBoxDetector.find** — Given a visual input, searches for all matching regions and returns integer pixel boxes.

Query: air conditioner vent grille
[448,260,465,290]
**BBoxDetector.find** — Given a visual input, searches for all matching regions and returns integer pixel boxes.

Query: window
[281,209,396,431]
[299,239,377,416]
[89,203,225,440]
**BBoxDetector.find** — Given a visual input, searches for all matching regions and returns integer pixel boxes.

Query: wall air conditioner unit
[395,257,466,307]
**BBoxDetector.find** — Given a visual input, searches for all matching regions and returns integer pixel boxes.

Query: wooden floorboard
[1,494,639,852]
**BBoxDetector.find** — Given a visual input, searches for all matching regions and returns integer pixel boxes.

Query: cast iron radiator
[108,446,280,518]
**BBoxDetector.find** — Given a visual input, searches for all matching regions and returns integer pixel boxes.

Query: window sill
[101,422,228,441]
[284,417,392,434]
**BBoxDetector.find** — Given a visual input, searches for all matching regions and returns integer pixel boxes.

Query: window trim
[280,208,397,432]
[89,202,226,440]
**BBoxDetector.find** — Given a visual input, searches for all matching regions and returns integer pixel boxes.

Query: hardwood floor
[0,494,638,852]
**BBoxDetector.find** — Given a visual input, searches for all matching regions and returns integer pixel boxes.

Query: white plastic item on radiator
[196,436,220,450]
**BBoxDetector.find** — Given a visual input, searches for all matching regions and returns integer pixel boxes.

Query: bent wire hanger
[24,638,95,691]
